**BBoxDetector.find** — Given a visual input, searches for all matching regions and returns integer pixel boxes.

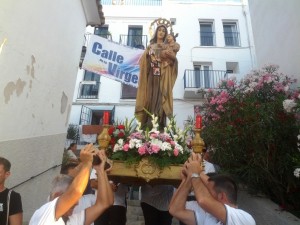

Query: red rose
[118,132,125,138]
[108,127,115,135]
[110,137,116,145]
[118,125,125,130]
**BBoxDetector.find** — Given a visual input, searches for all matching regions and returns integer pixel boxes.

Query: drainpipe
[241,0,257,70]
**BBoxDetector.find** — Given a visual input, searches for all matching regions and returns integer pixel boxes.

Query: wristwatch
[191,173,201,178]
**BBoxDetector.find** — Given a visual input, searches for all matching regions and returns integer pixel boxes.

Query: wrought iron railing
[101,0,162,6]
[223,32,240,46]
[77,81,100,99]
[184,69,228,89]
[119,34,148,49]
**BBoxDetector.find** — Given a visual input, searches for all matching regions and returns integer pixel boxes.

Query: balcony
[101,0,162,6]
[119,34,148,49]
[77,81,100,99]
[184,69,227,99]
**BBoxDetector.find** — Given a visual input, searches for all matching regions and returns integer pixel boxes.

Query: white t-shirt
[204,160,216,174]
[67,150,78,160]
[29,197,85,225]
[73,194,96,214]
[186,201,256,225]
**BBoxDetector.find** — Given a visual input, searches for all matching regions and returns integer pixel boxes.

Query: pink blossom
[123,144,129,152]
[138,146,146,155]
[227,80,235,87]
[170,141,175,146]
[151,144,160,153]
[216,105,224,112]
[173,148,179,156]
[150,133,158,138]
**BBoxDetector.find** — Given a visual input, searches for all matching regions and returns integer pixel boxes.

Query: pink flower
[170,141,175,146]
[227,80,235,87]
[138,146,146,155]
[123,144,129,152]
[173,148,179,156]
[151,144,160,153]
[150,133,158,138]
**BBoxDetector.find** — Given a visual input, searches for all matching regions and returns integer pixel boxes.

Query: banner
[82,35,144,88]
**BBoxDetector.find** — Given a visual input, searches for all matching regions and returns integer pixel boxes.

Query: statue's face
[167,34,174,43]
[157,26,166,40]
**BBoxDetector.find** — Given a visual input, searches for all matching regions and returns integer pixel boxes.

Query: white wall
[0,0,94,222]
[248,0,300,80]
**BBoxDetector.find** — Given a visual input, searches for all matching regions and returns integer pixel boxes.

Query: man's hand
[79,143,94,164]
[93,149,109,172]
[185,153,204,177]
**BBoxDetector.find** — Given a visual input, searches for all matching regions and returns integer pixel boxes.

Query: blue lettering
[132,74,138,84]
[92,42,102,55]
[108,62,118,74]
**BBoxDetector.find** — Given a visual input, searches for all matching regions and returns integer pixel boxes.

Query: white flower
[129,139,136,148]
[175,143,184,153]
[113,144,121,152]
[294,168,300,178]
[283,99,297,112]
[150,138,162,147]
[284,85,289,92]
[161,142,172,151]
[117,139,124,145]
[173,134,179,141]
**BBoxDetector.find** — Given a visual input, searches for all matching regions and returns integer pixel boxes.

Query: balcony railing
[224,32,240,46]
[200,32,215,46]
[101,0,162,6]
[77,81,100,99]
[184,69,228,89]
[119,34,148,49]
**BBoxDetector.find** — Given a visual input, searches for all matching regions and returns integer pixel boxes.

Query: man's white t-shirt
[67,150,78,160]
[186,201,256,225]
[29,197,85,225]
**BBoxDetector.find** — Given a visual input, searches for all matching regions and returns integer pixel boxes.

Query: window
[78,71,100,99]
[223,22,240,46]
[94,26,111,39]
[199,22,215,46]
[194,65,211,88]
[127,26,143,48]
[121,84,137,99]
[225,62,239,79]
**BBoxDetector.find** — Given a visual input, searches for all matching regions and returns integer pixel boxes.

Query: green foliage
[66,124,79,141]
[202,65,300,210]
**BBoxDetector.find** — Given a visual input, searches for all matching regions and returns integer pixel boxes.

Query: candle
[195,115,202,129]
[103,111,110,125]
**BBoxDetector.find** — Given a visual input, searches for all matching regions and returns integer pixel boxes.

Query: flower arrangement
[106,115,193,168]
[202,65,300,211]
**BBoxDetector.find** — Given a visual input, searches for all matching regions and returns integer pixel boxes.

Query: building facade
[68,0,256,143]
[0,0,104,222]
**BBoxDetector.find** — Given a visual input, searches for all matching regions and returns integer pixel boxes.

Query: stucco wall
[248,0,300,79]
[0,0,88,222]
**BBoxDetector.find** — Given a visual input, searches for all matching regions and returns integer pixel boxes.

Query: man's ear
[5,171,10,179]
[218,192,228,203]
